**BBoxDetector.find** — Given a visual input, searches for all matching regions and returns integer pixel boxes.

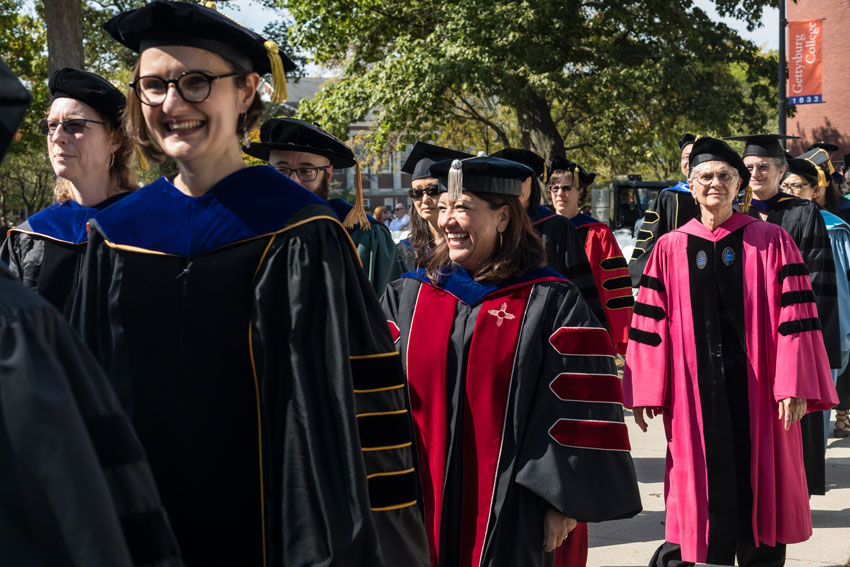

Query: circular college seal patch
[722,247,735,266]
[696,250,707,270]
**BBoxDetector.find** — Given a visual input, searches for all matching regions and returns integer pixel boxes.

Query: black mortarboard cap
[49,67,125,127]
[430,156,532,200]
[490,148,544,178]
[785,158,821,187]
[689,137,750,189]
[243,118,355,168]
[544,156,578,183]
[103,0,294,103]
[679,133,697,150]
[243,117,371,230]
[0,57,30,163]
[808,141,839,154]
[577,164,596,186]
[723,133,800,159]
[401,142,472,181]
[798,147,834,174]
[797,147,833,187]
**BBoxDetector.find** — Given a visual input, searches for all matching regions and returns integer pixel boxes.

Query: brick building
[785,0,850,170]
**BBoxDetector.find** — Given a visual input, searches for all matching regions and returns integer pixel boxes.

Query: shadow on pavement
[588,510,667,548]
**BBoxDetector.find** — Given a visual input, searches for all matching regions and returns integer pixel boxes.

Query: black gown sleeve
[557,219,609,330]
[629,190,700,287]
[0,270,182,567]
[779,202,841,369]
[251,216,429,567]
[514,282,642,523]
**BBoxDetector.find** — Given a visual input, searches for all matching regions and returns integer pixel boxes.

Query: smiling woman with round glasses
[1,67,137,318]
[72,2,428,565]
[625,137,837,567]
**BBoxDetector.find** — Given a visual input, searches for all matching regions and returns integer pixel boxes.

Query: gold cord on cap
[200,1,288,104]
[740,185,752,213]
[134,145,149,171]
[263,40,287,104]
[342,160,370,230]
[803,156,829,188]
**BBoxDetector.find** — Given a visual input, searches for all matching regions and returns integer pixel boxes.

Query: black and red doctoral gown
[0,193,128,318]
[530,205,608,330]
[0,263,181,567]
[382,266,642,567]
[748,192,839,495]
[71,166,429,567]
[570,213,634,355]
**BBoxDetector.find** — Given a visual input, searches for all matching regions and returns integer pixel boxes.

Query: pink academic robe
[623,212,837,563]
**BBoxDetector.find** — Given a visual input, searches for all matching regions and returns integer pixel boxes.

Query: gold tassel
[204,1,216,8]
[740,185,752,213]
[135,145,149,171]
[343,160,370,230]
[264,40,287,104]
[543,162,548,183]
[817,167,827,188]
[447,159,463,202]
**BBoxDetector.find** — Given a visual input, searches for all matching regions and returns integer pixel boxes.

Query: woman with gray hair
[625,137,837,567]
[1,67,136,317]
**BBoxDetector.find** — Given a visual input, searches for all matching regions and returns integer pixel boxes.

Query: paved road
[587,410,850,567]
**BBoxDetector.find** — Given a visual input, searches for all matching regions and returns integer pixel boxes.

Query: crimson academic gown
[382,266,642,567]
[570,213,634,355]
[530,205,608,329]
[623,213,838,564]
[71,166,428,567]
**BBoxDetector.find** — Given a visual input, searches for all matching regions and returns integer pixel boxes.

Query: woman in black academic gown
[1,68,136,317]
[397,141,472,271]
[382,155,641,567]
[73,2,428,566]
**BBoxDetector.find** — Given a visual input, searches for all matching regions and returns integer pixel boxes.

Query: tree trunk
[43,0,84,76]
[513,88,563,162]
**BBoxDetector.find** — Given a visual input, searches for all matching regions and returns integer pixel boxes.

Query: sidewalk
[587,410,850,567]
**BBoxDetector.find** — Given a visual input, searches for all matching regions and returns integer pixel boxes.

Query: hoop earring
[108,152,115,170]
[499,231,504,249]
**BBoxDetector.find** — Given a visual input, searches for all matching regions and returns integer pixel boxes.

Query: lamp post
[778,0,786,138]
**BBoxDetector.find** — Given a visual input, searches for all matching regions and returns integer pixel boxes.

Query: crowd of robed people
[0,1,844,567]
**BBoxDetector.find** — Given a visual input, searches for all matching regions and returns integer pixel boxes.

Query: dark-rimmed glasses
[38,118,105,136]
[408,184,440,199]
[781,182,810,192]
[548,185,575,193]
[130,71,238,106]
[274,165,330,182]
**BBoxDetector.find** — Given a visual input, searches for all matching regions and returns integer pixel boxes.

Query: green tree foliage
[282,0,779,180]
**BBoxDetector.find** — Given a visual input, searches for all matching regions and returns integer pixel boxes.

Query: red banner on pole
[787,19,824,105]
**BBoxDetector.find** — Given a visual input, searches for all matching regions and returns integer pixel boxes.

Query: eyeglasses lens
[135,73,212,105]
[39,119,90,136]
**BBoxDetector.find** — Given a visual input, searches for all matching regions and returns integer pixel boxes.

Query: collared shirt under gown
[623,213,838,564]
